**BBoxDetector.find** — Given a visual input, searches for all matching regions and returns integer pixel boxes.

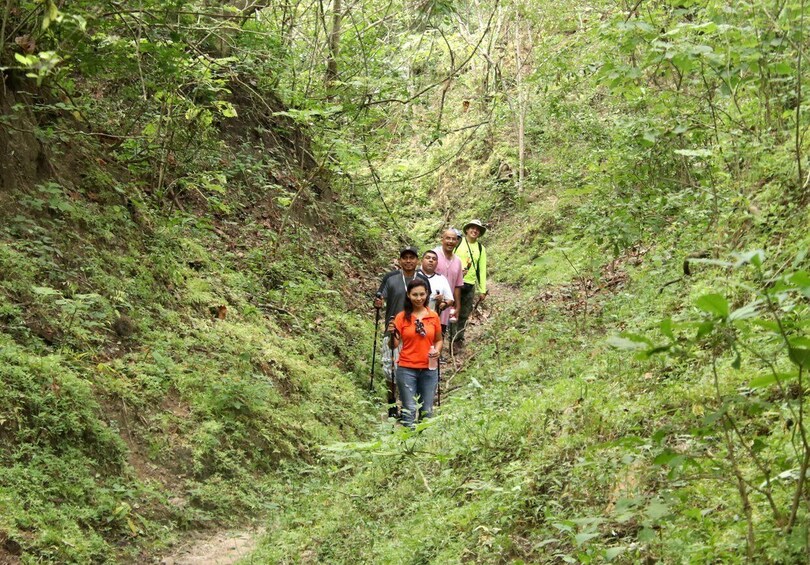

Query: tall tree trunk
[514,8,526,193]
[325,0,342,93]
[1,0,15,58]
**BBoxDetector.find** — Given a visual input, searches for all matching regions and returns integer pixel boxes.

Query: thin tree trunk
[325,0,341,92]
[514,8,526,193]
[1,0,14,55]
[796,0,806,201]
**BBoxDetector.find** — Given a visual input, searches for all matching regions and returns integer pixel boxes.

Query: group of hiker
[372,220,489,427]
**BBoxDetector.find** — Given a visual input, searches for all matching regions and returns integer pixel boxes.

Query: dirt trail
[159,528,264,565]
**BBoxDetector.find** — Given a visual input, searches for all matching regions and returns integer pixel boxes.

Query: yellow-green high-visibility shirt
[455,238,487,294]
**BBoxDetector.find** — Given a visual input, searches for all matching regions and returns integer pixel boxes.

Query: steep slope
[0,73,384,564]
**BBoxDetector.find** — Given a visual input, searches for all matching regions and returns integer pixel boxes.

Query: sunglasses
[414,318,426,337]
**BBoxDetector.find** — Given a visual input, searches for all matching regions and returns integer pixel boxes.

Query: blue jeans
[396,366,438,428]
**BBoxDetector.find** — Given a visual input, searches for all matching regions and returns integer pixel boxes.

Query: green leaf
[640,130,658,146]
[750,373,779,388]
[703,407,726,426]
[215,101,238,118]
[646,345,671,357]
[646,500,670,520]
[607,333,651,351]
[729,301,760,320]
[535,538,560,548]
[752,319,780,332]
[696,321,714,339]
[14,53,32,66]
[31,286,62,296]
[574,532,599,546]
[770,61,793,75]
[696,294,729,319]
[605,547,627,561]
[638,527,656,542]
[660,318,674,339]
[788,337,810,368]
[552,522,574,534]
[206,183,226,194]
[671,52,696,73]
[788,271,810,297]
[653,449,685,468]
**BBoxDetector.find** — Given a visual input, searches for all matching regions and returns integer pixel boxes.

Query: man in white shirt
[418,250,454,321]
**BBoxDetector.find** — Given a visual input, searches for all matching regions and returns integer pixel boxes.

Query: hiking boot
[388,405,399,419]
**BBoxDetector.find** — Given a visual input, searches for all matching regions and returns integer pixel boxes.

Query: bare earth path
[159,528,265,565]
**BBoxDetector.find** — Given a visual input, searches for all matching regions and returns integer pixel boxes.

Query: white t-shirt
[419,271,454,313]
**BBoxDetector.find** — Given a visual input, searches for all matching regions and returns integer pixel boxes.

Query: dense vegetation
[1,0,809,563]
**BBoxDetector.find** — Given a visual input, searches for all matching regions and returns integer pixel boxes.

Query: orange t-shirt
[394,309,442,369]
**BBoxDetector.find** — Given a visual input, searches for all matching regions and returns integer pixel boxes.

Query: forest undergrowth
[1,0,809,563]
[253,208,809,563]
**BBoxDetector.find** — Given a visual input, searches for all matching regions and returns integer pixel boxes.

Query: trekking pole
[391,327,399,417]
[437,359,441,407]
[385,316,399,419]
[369,295,382,392]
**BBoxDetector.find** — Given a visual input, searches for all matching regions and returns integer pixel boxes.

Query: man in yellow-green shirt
[453,219,488,346]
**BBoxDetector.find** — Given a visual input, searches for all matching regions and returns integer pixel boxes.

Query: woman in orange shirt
[387,278,443,428]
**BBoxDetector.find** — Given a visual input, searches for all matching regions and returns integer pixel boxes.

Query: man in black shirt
[373,246,430,417]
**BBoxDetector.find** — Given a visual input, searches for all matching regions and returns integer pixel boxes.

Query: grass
[247,64,810,559]
[0,147,387,561]
[252,210,809,562]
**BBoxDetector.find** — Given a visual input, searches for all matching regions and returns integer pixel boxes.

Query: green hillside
[1,0,809,563]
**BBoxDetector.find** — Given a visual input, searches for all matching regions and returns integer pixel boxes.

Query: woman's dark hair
[403,278,429,322]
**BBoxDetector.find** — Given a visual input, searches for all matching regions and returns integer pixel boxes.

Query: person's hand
[428,347,440,359]
[478,292,488,302]
[386,320,396,333]
[374,296,383,309]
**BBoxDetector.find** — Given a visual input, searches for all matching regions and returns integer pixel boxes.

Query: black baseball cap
[399,246,419,257]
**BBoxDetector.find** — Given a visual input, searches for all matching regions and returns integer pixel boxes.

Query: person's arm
[374,273,391,308]
[441,277,454,305]
[432,318,443,355]
[387,316,400,348]
[453,259,463,307]
[433,290,444,312]
[478,246,487,296]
